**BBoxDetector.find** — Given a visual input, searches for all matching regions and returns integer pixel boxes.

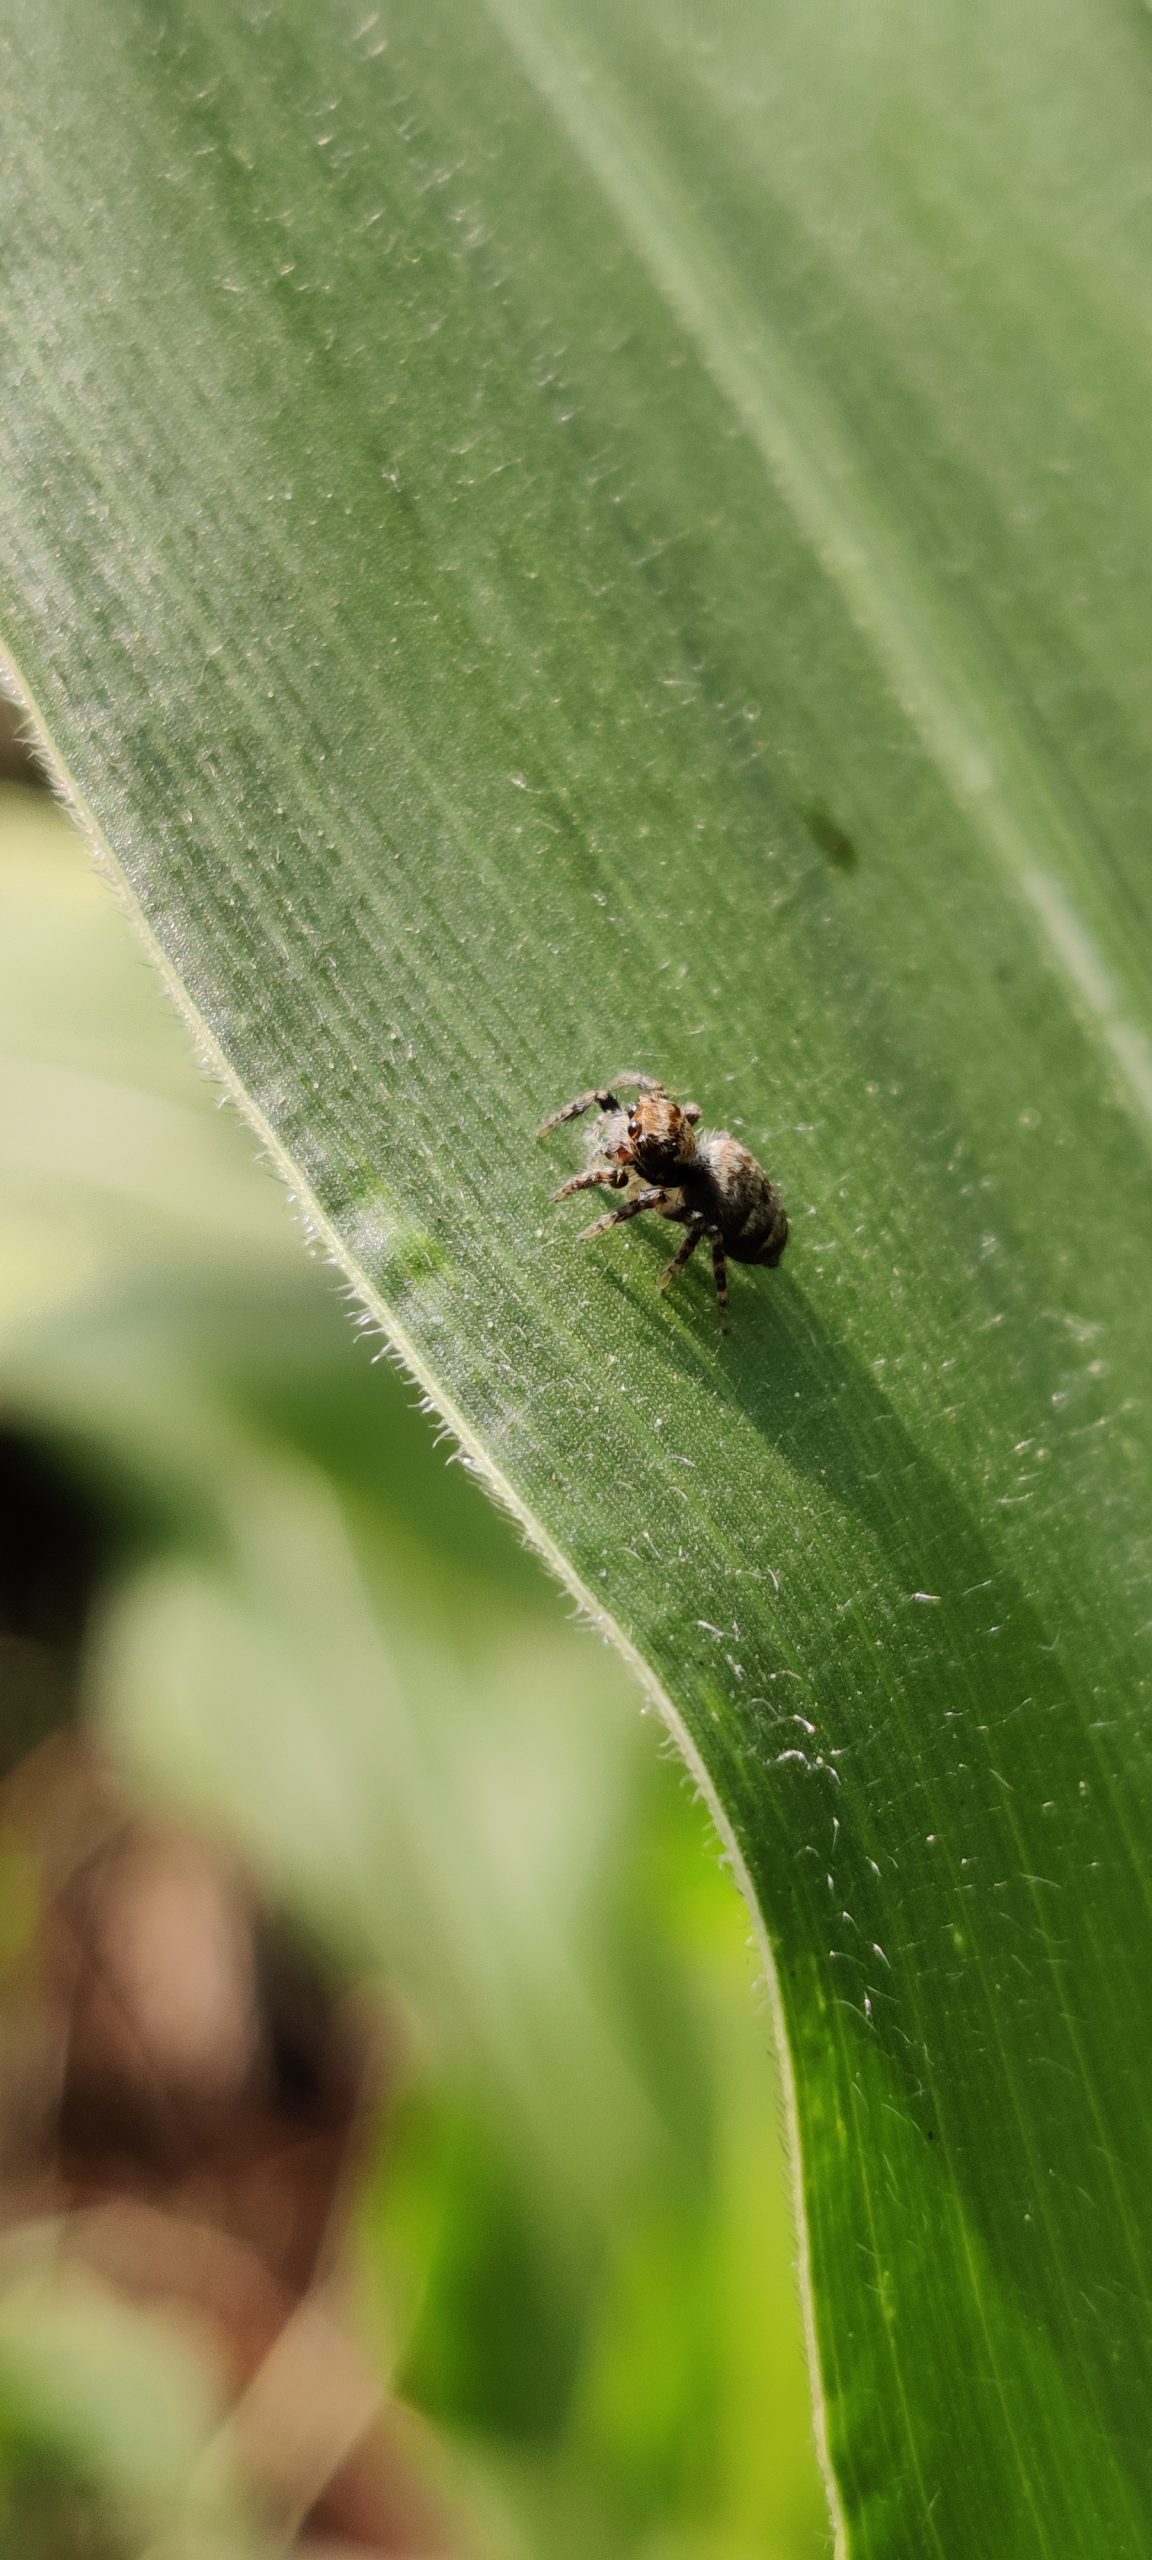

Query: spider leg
[537,1088,618,1137]
[660,1215,706,1291]
[537,1073,662,1138]
[552,1167,629,1202]
[578,1185,669,1241]
[709,1230,729,1320]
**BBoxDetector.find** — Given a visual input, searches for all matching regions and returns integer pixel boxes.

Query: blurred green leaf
[0,2229,259,2560]
[4,5,1152,2551]
[0,791,825,2555]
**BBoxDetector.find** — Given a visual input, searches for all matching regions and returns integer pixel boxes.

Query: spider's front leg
[552,1166,629,1203]
[578,1185,670,1241]
[538,1087,621,1137]
[537,1074,660,1138]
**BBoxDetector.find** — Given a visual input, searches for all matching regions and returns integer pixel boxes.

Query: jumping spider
[538,1073,788,1321]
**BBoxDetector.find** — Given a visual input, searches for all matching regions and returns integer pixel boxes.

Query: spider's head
[627,1092,698,1182]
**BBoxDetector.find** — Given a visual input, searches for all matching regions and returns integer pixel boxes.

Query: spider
[538,1073,788,1320]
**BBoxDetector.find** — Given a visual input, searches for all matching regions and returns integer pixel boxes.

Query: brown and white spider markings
[538,1073,788,1321]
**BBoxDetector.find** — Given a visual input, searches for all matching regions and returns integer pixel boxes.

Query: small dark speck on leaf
[801,800,860,872]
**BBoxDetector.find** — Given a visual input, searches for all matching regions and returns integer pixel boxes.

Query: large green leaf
[0,780,825,2554]
[4,4,1152,2551]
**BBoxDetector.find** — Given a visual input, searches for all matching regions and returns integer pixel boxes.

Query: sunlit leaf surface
[4,6,1152,2550]
[0,787,826,2554]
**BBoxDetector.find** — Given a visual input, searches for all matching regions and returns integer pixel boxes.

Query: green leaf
[0,782,827,2558]
[0,2229,260,2560]
[4,4,1152,2552]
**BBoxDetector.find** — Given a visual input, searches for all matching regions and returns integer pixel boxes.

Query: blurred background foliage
[0,751,827,2557]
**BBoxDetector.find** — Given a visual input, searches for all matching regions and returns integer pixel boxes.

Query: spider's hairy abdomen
[693,1133,789,1265]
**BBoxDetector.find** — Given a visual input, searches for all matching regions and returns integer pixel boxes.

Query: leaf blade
[4,3,1152,2552]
